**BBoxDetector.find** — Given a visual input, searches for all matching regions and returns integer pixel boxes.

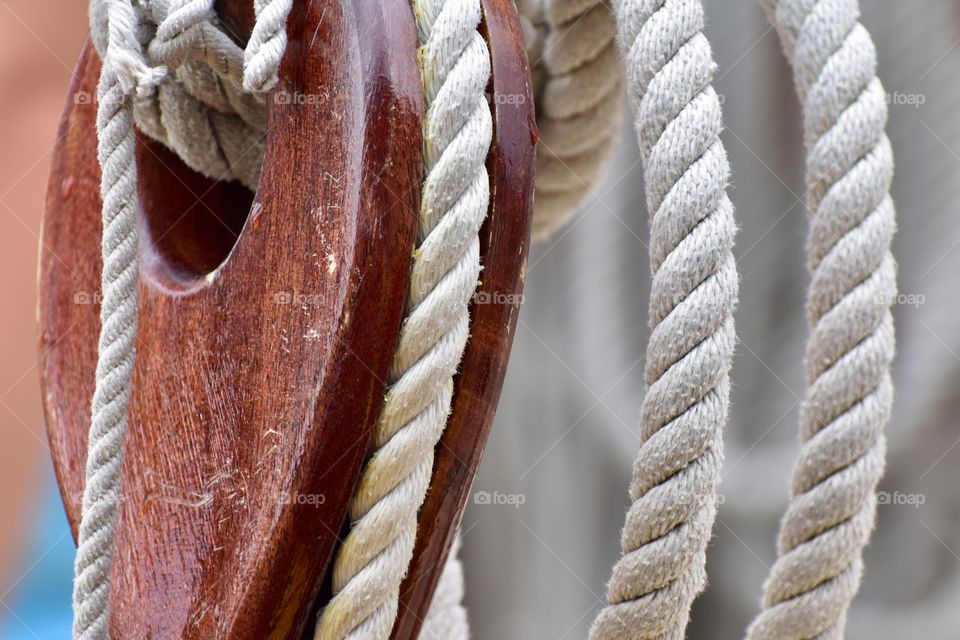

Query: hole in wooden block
[135,133,256,287]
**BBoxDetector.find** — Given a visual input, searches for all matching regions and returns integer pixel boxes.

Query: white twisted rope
[414,2,623,629]
[244,0,293,92]
[589,0,738,638]
[77,1,289,637]
[419,533,470,640]
[521,0,624,241]
[746,0,897,637]
[312,0,491,637]
[138,0,268,190]
[74,1,164,637]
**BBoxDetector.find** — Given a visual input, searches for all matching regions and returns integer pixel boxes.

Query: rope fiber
[746,0,897,637]
[588,0,739,637]
[313,0,491,636]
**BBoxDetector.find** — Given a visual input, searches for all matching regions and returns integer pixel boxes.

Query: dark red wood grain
[390,0,536,636]
[39,1,423,637]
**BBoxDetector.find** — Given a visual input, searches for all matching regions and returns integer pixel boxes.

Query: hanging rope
[313,0,491,637]
[243,0,293,92]
[74,2,160,637]
[746,0,897,637]
[589,0,738,637]
[522,0,624,240]
[77,1,288,637]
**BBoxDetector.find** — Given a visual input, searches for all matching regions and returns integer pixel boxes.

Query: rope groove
[588,0,738,638]
[312,0,491,637]
[746,1,897,638]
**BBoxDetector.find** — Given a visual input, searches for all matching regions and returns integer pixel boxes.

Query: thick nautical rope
[746,0,897,637]
[312,0,491,637]
[589,0,738,638]
[421,0,622,623]
[520,0,624,241]
[77,1,289,638]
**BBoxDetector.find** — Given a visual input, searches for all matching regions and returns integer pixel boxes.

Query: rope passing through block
[41,0,898,638]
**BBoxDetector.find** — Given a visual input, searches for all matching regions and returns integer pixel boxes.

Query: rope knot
[147,0,217,71]
[110,50,167,100]
[98,0,168,100]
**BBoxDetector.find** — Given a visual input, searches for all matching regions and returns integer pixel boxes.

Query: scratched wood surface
[391,0,536,636]
[39,1,424,637]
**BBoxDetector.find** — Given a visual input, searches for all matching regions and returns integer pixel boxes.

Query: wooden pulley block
[39,0,534,638]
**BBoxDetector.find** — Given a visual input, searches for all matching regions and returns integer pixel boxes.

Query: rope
[519,0,624,241]
[244,0,293,92]
[746,0,897,637]
[589,0,738,637]
[136,0,268,190]
[73,1,163,636]
[419,533,470,640]
[415,2,624,629]
[75,1,897,638]
[76,2,287,637]
[312,0,491,637]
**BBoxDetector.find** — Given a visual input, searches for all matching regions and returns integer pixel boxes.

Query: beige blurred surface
[0,0,86,591]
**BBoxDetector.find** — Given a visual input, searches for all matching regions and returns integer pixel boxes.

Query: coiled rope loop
[746,0,897,637]
[520,0,625,240]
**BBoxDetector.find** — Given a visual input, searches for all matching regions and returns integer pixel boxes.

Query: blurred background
[2,1,960,638]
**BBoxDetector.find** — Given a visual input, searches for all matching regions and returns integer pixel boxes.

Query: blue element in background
[0,468,74,639]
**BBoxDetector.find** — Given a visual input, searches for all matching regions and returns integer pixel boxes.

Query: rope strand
[313,0,492,637]
[243,0,293,92]
[73,1,163,635]
[589,0,738,637]
[527,0,624,240]
[746,0,897,637]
